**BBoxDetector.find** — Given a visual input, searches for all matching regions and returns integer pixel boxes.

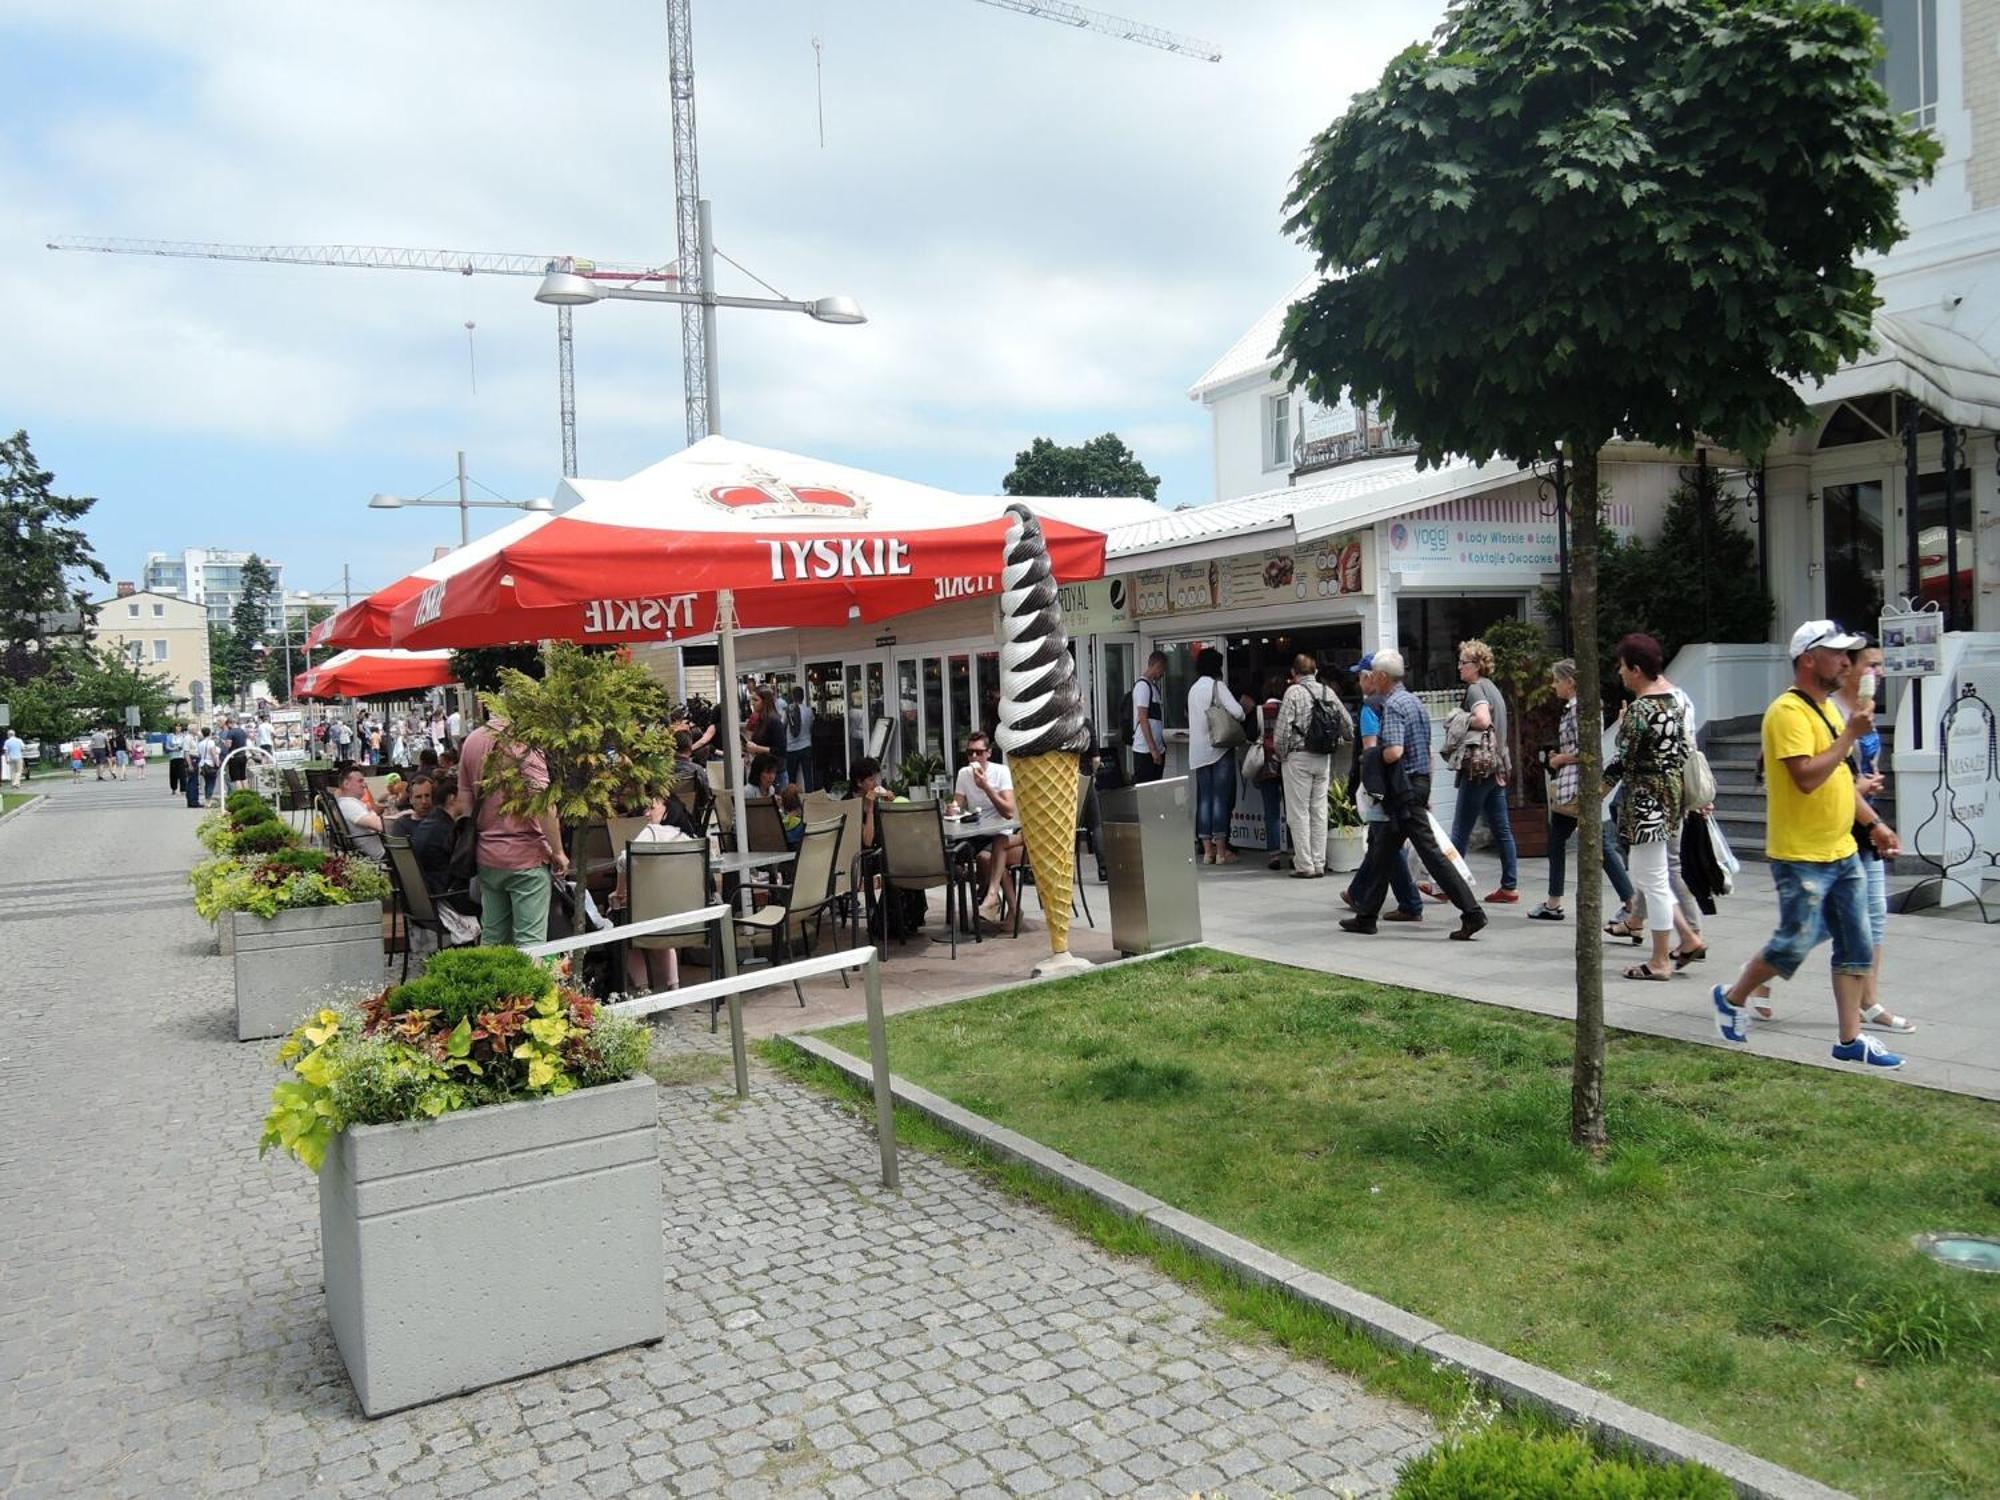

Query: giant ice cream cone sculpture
[996,504,1092,975]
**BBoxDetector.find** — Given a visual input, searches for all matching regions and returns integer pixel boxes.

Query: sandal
[1862,1004,1916,1034]
[1623,964,1674,982]
[1670,944,1707,969]
[1604,919,1642,945]
[1527,903,1566,921]
[1747,986,1776,1021]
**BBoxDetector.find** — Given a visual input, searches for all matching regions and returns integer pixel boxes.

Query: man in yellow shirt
[1712,622,1904,1066]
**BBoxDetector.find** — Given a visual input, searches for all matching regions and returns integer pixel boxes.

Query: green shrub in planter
[1394,1430,1729,1499]
[231,819,296,855]
[384,947,556,1028]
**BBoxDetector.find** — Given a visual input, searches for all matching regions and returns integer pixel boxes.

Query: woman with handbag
[1187,646,1247,865]
[1604,633,1692,980]
[1529,659,1582,920]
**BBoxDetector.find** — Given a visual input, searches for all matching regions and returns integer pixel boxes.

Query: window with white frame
[1265,392,1291,470]
[152,603,164,617]
[126,602,139,618]
[1853,0,1938,127]
[153,639,170,662]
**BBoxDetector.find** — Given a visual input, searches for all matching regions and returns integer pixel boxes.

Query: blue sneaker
[1831,1034,1904,1069]
[1712,984,1749,1044]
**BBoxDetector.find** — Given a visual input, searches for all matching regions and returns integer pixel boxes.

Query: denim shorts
[1763,855,1871,979]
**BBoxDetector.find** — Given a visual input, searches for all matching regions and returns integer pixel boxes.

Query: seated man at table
[333,762,386,860]
[955,731,1024,928]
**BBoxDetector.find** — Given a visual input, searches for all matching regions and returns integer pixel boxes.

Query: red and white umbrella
[383,436,1111,651]
[294,649,456,701]
[307,512,553,651]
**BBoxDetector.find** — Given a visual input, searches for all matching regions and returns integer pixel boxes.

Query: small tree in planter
[259,947,661,1417]
[191,791,390,1041]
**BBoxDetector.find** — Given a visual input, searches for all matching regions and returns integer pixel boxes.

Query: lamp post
[534,198,865,440]
[537,198,864,839]
[369,452,552,546]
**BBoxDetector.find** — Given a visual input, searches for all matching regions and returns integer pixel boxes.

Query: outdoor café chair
[382,833,477,982]
[742,794,790,857]
[317,790,358,856]
[571,820,619,907]
[626,839,725,1028]
[733,818,845,1005]
[875,799,977,961]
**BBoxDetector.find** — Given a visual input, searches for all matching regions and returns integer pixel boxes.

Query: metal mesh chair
[626,839,724,1027]
[382,832,477,980]
[876,800,975,959]
[734,819,846,1004]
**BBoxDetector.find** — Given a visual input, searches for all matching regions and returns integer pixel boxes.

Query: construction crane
[660,0,1217,445]
[44,236,678,477]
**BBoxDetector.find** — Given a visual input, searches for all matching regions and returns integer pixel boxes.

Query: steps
[1703,720,1895,866]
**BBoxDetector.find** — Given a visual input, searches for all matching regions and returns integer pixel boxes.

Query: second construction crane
[45,236,677,476]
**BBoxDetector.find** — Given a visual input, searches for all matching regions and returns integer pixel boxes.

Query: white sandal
[1862,1004,1916,1034]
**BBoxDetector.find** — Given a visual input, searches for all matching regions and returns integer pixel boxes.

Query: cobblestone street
[0,779,1434,1498]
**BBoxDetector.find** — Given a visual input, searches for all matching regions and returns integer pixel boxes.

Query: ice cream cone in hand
[996,503,1091,972]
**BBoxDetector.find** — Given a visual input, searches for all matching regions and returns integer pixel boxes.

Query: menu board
[1880,607,1943,678]
[1131,534,1368,620]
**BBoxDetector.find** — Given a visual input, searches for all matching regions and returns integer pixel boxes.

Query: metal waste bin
[1099,776,1202,956]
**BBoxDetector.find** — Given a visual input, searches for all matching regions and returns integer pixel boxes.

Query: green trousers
[478,866,552,949]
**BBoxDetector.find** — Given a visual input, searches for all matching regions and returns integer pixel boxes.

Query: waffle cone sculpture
[996,504,1091,973]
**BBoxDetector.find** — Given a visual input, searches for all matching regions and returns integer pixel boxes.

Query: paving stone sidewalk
[0,778,1435,1498]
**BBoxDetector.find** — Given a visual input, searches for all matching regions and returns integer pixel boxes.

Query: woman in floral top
[1605,632,1690,980]
[1529,659,1581,920]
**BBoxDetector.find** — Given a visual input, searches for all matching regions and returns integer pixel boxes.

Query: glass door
[1822,480,1885,633]
[947,653,972,776]
[1100,634,1138,752]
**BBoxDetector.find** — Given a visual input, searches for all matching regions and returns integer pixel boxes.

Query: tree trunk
[1568,440,1607,1153]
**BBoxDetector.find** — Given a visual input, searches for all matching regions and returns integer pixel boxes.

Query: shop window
[806,660,846,789]
[1264,393,1291,470]
[1394,597,1525,692]
[947,654,972,771]
[1852,0,1938,126]
[1912,468,1974,630]
[1821,481,1886,636]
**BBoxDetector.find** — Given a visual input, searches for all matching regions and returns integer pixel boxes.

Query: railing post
[719,914,749,1099]
[863,952,898,1190]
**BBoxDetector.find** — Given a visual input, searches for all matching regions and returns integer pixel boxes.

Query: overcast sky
[3,0,1447,598]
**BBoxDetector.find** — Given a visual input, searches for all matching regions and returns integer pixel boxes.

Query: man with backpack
[1127,652,1168,783]
[1272,652,1351,878]
[784,685,815,791]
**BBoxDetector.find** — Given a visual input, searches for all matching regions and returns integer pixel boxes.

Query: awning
[294,650,456,701]
[1805,312,2000,431]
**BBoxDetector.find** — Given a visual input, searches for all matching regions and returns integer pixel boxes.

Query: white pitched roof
[1105,453,1429,559]
[1186,272,1321,400]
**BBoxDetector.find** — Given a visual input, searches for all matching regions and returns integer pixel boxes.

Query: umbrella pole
[718,589,750,846]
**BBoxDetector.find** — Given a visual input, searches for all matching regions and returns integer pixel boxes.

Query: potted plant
[1325,780,1366,873]
[197,792,305,956]
[260,947,661,1417]
[1484,617,1556,859]
[192,792,390,1042]
[893,751,946,802]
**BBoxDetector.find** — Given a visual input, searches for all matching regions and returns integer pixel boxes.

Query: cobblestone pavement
[1,779,1433,1498]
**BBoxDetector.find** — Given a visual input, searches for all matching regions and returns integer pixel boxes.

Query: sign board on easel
[1879,605,1943,678]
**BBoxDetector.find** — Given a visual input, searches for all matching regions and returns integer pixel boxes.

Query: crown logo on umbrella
[704,470,868,518]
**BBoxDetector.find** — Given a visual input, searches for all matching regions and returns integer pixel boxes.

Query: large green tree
[1276,0,1933,1149]
[0,430,108,684]
[1002,434,1160,501]
[227,555,276,704]
[7,643,177,747]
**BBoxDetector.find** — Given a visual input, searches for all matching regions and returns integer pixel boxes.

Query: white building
[89,587,213,715]
[142,548,289,629]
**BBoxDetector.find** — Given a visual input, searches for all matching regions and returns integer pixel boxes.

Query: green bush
[230,820,296,855]
[1395,1430,1730,1498]
[385,946,556,1026]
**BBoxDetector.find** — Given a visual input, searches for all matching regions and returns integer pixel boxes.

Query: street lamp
[369,451,553,547]
[536,197,866,438]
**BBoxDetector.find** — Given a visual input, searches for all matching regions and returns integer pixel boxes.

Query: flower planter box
[318,1076,663,1417]
[1325,827,1366,874]
[216,918,234,957]
[232,902,385,1043]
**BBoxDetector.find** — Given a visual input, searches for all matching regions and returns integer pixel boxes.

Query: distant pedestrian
[110,728,130,780]
[222,716,249,786]
[194,729,220,807]
[1710,622,1904,1067]
[1252,676,1286,870]
[130,737,146,780]
[1273,653,1350,879]
[1129,651,1168,785]
[166,724,188,797]
[1603,634,1691,982]
[1187,647,1246,865]
[3,729,23,788]
[1446,638,1519,902]
[1529,659,1581,921]
[257,718,274,755]
[784,685,815,791]
[69,743,85,780]
[89,725,109,780]
[1339,650,1486,940]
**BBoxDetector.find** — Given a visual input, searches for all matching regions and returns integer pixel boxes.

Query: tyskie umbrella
[294,649,456,701]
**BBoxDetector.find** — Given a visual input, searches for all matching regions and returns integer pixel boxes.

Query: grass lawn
[808,947,2000,1499]
[2,791,35,814]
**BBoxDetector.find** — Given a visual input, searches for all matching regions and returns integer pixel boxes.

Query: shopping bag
[1706,816,1739,894]
[1426,811,1475,889]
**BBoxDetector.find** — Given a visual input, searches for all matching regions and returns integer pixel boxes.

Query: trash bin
[1099,776,1202,956]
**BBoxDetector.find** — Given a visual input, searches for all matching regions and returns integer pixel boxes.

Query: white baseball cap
[1788,619,1866,659]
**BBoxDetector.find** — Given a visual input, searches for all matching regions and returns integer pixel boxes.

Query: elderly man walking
[1339,650,1487,941]
[1272,652,1350,878]
[1710,622,1905,1067]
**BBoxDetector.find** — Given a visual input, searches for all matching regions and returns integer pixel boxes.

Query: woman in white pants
[1605,633,1692,982]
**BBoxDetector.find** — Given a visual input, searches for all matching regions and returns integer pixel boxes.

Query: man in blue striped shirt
[1340,649,1487,940]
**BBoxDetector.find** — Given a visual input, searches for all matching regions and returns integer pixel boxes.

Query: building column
[1366,522,1399,652]
[1763,453,1814,637]
[1969,431,1998,633]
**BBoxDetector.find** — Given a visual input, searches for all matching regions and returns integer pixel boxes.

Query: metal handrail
[522,908,898,1188]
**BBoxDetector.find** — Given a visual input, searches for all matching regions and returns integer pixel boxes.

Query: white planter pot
[232,901,384,1042]
[319,1076,664,1417]
[1324,827,1366,874]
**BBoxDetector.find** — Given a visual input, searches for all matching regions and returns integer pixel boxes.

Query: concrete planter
[1324,827,1366,874]
[318,1076,663,1417]
[216,918,234,957]
[232,901,384,1043]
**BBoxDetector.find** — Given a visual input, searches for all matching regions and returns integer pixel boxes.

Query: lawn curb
[0,792,44,830]
[783,1030,1853,1500]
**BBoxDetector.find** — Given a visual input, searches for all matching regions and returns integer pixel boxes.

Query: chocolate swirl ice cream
[996,504,1090,758]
